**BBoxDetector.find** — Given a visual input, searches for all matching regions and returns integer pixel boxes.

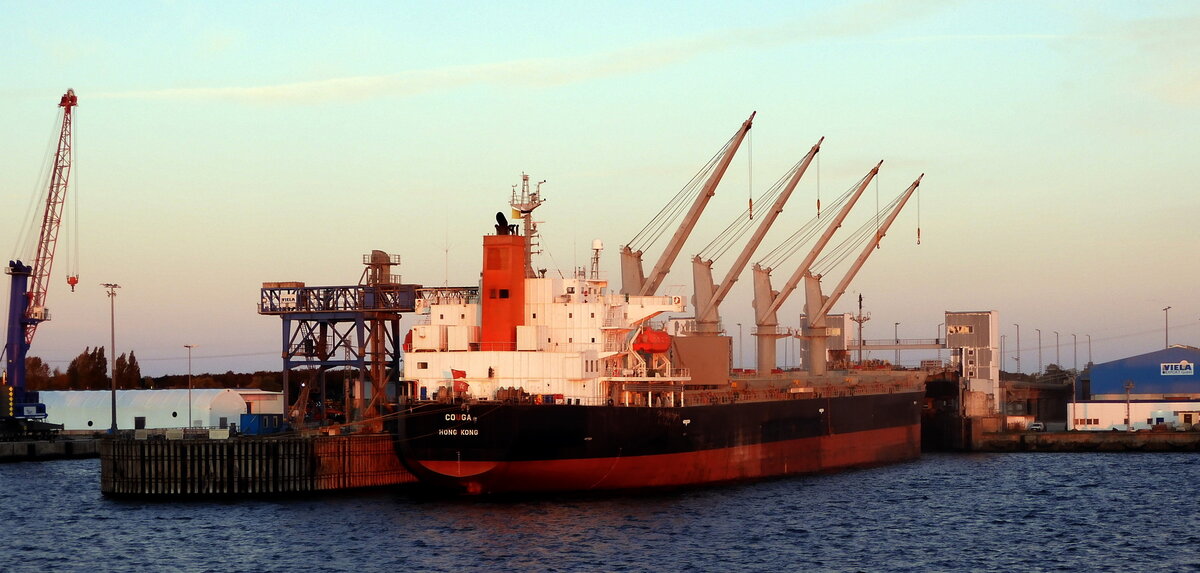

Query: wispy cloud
[94,1,961,105]
[1071,10,1200,107]
[1123,15,1200,106]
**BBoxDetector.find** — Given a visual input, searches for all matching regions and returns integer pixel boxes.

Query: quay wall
[975,431,1200,452]
[0,439,100,462]
[100,433,416,496]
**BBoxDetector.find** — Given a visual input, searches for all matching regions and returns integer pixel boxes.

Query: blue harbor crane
[1,89,79,437]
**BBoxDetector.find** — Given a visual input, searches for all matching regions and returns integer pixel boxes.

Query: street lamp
[102,283,121,433]
[894,322,900,365]
[1035,328,1042,375]
[1053,331,1060,369]
[1087,334,1092,365]
[1072,333,1077,371]
[736,323,742,371]
[1013,323,1021,374]
[1163,306,1171,348]
[1124,380,1135,432]
[184,344,196,428]
[1000,334,1006,372]
[937,322,944,363]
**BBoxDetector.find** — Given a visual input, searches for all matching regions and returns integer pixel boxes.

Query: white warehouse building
[40,389,284,431]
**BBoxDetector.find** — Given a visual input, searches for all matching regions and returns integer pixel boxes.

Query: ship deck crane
[751,161,881,373]
[800,174,923,375]
[621,112,754,296]
[2,89,78,431]
[690,138,823,335]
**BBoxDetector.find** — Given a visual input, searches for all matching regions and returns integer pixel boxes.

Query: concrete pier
[100,433,416,496]
[973,431,1200,452]
[0,439,100,462]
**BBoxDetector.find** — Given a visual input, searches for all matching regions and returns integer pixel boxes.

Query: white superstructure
[406,275,686,405]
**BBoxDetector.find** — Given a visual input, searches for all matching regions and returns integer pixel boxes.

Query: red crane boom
[24,89,78,344]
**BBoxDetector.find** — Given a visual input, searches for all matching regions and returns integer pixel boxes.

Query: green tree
[25,356,52,390]
[114,353,128,389]
[112,351,144,389]
[127,351,142,387]
[67,346,108,390]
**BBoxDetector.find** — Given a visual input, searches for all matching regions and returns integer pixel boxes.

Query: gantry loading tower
[258,252,419,431]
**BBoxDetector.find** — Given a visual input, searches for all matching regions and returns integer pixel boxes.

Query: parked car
[1028,422,1045,432]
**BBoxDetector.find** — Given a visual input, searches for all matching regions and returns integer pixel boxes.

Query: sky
[1,0,1197,377]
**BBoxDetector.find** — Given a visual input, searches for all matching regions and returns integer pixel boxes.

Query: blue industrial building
[1085,345,1200,398]
[1069,345,1200,431]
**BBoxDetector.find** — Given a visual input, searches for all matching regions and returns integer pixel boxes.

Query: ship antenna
[510,173,546,278]
[590,239,604,280]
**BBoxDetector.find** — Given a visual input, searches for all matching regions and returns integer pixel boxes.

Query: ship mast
[510,173,545,278]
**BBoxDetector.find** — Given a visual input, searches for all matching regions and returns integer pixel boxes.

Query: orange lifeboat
[632,329,671,354]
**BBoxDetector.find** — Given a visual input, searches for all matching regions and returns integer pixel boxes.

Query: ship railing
[671,319,725,335]
[476,342,518,352]
[415,286,480,306]
[479,394,612,407]
[848,337,944,347]
[604,366,645,377]
[603,366,689,378]
[259,284,418,314]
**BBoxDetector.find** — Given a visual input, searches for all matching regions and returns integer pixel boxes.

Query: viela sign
[1161,360,1195,376]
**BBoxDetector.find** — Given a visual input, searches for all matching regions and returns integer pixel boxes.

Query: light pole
[1035,328,1042,375]
[1124,380,1134,432]
[1072,333,1077,371]
[894,322,900,365]
[1000,334,1006,372]
[184,344,196,428]
[1070,373,1077,431]
[1087,334,1092,365]
[937,322,944,364]
[1053,331,1060,369]
[102,283,121,433]
[1163,306,1171,348]
[736,323,742,371]
[1013,323,1021,374]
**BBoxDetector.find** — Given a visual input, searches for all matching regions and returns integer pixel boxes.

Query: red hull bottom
[415,424,920,494]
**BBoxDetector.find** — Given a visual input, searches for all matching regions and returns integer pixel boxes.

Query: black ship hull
[392,389,922,494]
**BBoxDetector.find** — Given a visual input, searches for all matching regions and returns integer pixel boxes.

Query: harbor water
[4,452,1198,571]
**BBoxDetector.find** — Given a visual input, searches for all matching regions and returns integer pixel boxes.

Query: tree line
[24,347,283,392]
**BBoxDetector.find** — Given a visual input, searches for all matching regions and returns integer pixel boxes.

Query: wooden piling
[99,434,416,496]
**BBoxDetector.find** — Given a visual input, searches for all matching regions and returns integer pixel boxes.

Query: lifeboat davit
[632,329,671,354]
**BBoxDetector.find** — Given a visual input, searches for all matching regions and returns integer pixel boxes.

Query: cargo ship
[393,119,926,494]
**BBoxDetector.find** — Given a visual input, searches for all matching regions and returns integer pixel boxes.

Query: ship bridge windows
[417,362,428,370]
